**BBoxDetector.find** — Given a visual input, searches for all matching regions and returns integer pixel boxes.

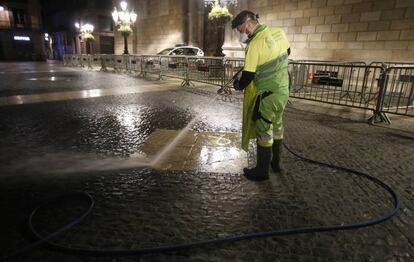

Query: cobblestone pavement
[0,62,413,262]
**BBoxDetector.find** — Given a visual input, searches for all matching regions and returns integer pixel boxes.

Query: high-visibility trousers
[255,93,289,147]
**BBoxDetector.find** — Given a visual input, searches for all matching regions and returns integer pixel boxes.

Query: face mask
[239,33,249,43]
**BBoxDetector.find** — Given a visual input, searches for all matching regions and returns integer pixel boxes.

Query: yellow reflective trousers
[241,83,289,151]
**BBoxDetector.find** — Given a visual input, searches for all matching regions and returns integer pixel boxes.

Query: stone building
[1,0,412,62]
[118,0,414,62]
[115,0,244,56]
[41,0,115,59]
[0,0,45,60]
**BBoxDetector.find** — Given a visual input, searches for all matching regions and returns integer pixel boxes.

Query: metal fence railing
[369,61,414,68]
[377,66,414,117]
[141,55,162,78]
[160,55,189,81]
[101,54,115,71]
[89,54,101,69]
[79,54,91,69]
[63,54,413,124]
[188,56,225,87]
[69,55,80,67]
[288,62,385,110]
[113,55,128,72]
[128,55,142,74]
[296,60,367,66]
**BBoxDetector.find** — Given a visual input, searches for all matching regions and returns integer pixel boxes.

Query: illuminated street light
[112,1,137,54]
[75,22,95,54]
[75,22,94,38]
[80,23,94,35]
[0,6,4,11]
[204,0,237,7]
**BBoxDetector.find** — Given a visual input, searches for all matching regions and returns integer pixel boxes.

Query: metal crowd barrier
[296,60,367,66]
[100,54,115,71]
[224,58,245,81]
[71,55,80,67]
[79,54,91,68]
[63,54,413,123]
[377,66,414,117]
[141,55,162,78]
[90,55,101,68]
[289,62,385,110]
[63,55,70,66]
[370,61,414,68]
[160,55,189,81]
[128,55,142,74]
[187,56,226,87]
[113,55,128,72]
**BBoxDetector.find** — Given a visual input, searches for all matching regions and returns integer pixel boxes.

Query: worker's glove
[233,78,242,91]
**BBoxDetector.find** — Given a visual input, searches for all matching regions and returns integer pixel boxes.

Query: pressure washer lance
[216,67,244,95]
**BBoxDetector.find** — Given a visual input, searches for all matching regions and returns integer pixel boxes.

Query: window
[157,48,173,55]
[183,48,197,55]
[12,8,27,28]
[171,48,184,55]
[98,16,113,32]
[100,36,114,54]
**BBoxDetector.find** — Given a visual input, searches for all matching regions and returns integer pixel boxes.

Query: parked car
[145,46,204,71]
[157,46,204,56]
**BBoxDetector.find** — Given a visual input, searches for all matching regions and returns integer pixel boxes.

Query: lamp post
[75,22,95,54]
[44,33,52,59]
[204,0,237,57]
[112,1,137,55]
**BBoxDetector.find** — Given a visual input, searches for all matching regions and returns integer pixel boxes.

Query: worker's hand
[233,79,242,91]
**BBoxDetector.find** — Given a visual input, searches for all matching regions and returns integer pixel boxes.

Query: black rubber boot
[243,145,271,181]
[271,139,285,175]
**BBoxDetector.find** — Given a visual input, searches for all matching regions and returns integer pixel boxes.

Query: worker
[232,10,290,181]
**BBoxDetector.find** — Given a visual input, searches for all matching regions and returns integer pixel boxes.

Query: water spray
[148,67,243,167]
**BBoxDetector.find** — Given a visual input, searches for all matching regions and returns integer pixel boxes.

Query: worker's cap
[231,10,259,29]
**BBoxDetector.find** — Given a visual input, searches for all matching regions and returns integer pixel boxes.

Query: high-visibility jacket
[241,25,289,150]
[269,27,290,55]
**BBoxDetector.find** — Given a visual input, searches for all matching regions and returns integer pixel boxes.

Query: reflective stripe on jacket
[254,53,289,95]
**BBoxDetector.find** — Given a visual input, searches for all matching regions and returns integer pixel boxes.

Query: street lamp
[75,22,95,54]
[112,1,137,55]
[204,0,238,7]
[204,0,237,57]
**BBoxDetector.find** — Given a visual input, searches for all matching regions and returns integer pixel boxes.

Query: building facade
[118,0,414,62]
[117,0,239,56]
[0,0,45,60]
[1,0,413,62]
[247,0,414,62]
[41,0,115,60]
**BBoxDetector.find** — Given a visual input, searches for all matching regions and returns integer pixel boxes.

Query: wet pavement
[0,61,414,261]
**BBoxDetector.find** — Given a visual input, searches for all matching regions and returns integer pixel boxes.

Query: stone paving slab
[138,129,246,173]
